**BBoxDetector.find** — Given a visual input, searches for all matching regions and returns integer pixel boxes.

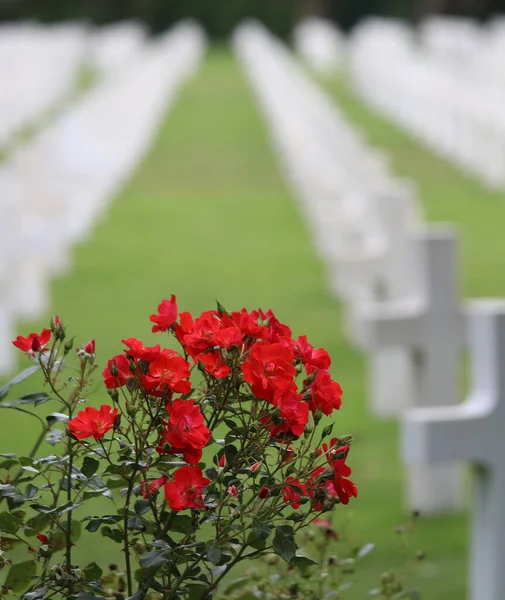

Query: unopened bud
[305,370,317,385]
[63,336,75,355]
[337,435,353,447]
[416,550,426,561]
[295,363,303,375]
[128,360,137,374]
[314,408,323,423]
[108,388,119,403]
[304,421,314,437]
[134,541,147,555]
[110,362,119,377]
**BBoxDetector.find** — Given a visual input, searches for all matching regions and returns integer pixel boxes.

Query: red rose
[242,341,296,401]
[122,338,161,363]
[293,335,331,370]
[264,384,309,440]
[309,370,342,415]
[150,295,178,333]
[282,477,308,509]
[144,349,191,395]
[13,329,51,354]
[103,354,134,389]
[159,399,210,465]
[258,486,269,499]
[164,466,210,511]
[68,405,119,440]
[140,475,168,498]
[197,351,230,379]
[84,339,96,354]
[231,309,268,339]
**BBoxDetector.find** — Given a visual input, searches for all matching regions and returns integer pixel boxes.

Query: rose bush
[0,297,356,600]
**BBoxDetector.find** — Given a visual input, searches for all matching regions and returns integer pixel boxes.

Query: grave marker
[352,226,465,512]
[403,300,505,600]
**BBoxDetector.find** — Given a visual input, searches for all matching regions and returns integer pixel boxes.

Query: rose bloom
[150,295,178,333]
[68,405,119,440]
[13,329,51,354]
[164,466,210,511]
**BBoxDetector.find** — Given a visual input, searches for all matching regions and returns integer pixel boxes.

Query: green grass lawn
[0,50,485,598]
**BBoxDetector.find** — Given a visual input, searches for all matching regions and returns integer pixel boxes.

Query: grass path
[1,51,469,597]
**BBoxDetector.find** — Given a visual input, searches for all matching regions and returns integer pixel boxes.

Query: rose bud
[258,486,269,499]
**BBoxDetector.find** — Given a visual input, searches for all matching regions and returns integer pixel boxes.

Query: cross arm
[350,297,424,350]
[402,401,491,465]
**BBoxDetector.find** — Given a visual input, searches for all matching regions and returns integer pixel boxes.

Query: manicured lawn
[1,50,482,598]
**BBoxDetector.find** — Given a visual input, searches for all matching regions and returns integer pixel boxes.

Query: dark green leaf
[187,584,209,600]
[0,511,23,534]
[0,366,40,401]
[290,555,318,577]
[3,560,37,592]
[101,526,123,543]
[206,544,222,565]
[46,412,69,425]
[83,562,103,582]
[24,484,38,500]
[273,527,297,562]
[168,514,193,534]
[2,393,51,408]
[82,457,100,479]
[127,516,145,531]
[139,549,170,569]
[134,499,151,516]
[45,430,65,446]
[83,515,122,532]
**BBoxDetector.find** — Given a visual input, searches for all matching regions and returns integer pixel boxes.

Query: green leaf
[82,457,100,479]
[273,527,297,562]
[134,499,151,516]
[206,544,223,565]
[83,562,103,582]
[101,526,123,543]
[46,412,69,425]
[247,517,272,550]
[3,560,37,592]
[0,366,40,401]
[83,515,122,532]
[139,549,171,569]
[46,430,65,446]
[24,484,38,500]
[0,511,23,534]
[290,555,318,577]
[187,584,209,600]
[1,393,51,408]
[168,514,193,534]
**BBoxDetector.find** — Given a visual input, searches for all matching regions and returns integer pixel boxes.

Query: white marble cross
[344,180,423,419]
[353,225,466,512]
[403,300,505,600]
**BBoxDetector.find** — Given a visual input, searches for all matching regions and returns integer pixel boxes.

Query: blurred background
[2,1,505,599]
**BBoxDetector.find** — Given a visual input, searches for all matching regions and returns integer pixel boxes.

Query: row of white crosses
[0,21,206,376]
[233,21,464,514]
[293,17,346,75]
[236,20,505,599]
[0,22,89,148]
[349,17,505,190]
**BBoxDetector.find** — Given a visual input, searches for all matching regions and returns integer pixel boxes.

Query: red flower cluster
[59,296,355,513]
